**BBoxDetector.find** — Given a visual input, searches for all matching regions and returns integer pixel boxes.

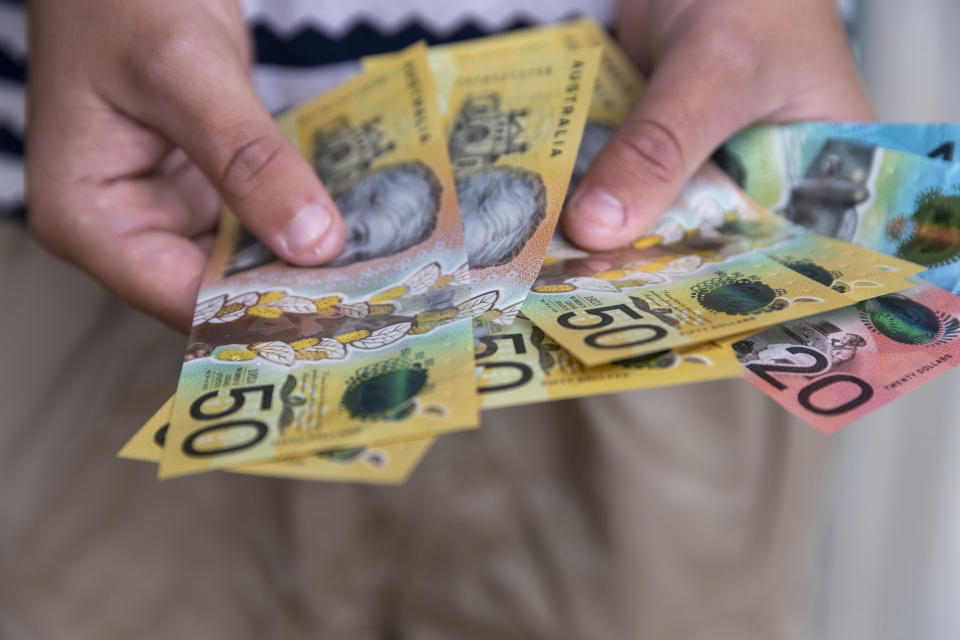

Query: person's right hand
[27,0,346,331]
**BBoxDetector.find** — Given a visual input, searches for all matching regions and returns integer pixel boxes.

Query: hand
[26,0,345,331]
[563,0,875,249]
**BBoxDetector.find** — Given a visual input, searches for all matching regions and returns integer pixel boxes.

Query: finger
[89,230,208,332]
[30,183,212,332]
[564,36,766,250]
[156,149,221,236]
[121,36,345,265]
[84,163,220,243]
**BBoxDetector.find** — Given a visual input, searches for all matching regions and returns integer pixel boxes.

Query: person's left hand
[563,0,875,249]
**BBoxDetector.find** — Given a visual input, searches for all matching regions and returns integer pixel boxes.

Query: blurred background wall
[819,3,960,638]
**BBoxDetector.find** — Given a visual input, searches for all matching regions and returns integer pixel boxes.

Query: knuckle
[689,21,764,83]
[216,130,285,202]
[614,118,686,185]
[135,25,212,91]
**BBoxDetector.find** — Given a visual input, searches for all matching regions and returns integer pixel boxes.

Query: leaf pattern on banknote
[336,302,370,318]
[297,338,347,361]
[447,263,470,287]
[658,255,707,275]
[251,341,297,366]
[193,294,226,326]
[615,274,669,289]
[272,295,317,314]
[565,277,620,293]
[209,292,259,323]
[404,262,442,295]
[491,302,523,326]
[350,323,412,350]
[454,291,499,320]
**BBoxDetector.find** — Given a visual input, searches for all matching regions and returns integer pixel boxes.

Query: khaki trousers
[0,223,829,639]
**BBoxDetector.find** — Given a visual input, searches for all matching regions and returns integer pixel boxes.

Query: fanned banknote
[424,17,643,123]
[509,31,862,366]
[761,234,923,301]
[403,17,644,211]
[368,18,641,122]
[121,398,432,485]
[720,125,960,294]
[161,46,493,478]
[517,227,919,369]
[475,315,741,409]
[718,122,960,180]
[118,17,960,484]
[734,279,960,433]
[367,25,603,321]
[521,165,855,367]
[436,47,600,317]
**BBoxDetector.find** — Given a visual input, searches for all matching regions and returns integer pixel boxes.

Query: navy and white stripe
[0,0,616,221]
[0,0,26,219]
[0,0,861,222]
[241,0,616,115]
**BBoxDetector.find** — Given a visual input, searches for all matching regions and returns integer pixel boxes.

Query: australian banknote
[411,17,645,201]
[370,18,642,126]
[424,17,644,147]
[519,161,921,367]
[720,125,960,294]
[761,234,923,301]
[476,315,741,409]
[436,47,599,319]
[718,122,960,180]
[509,29,903,366]
[520,164,863,366]
[122,398,433,484]
[369,19,632,322]
[161,45,495,478]
[734,278,960,433]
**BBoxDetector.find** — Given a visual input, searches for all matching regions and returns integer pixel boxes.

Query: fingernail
[570,190,628,229]
[283,202,332,257]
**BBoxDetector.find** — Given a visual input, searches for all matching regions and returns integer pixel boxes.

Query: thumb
[563,38,759,251]
[132,43,345,265]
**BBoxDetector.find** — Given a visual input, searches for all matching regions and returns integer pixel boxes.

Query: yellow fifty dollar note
[522,213,917,367]
[412,18,645,196]
[475,315,741,409]
[761,234,924,301]
[162,45,492,478]
[423,18,642,119]
[437,46,600,320]
[523,233,856,367]
[516,33,874,367]
[122,399,432,485]
[367,34,601,320]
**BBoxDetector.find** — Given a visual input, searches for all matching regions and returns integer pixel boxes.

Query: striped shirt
[0,0,858,221]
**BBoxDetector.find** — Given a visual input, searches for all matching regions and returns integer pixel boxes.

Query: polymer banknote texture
[722,125,960,294]
[116,21,960,485]
[476,316,741,409]
[162,46,486,477]
[735,279,960,433]
[434,47,600,316]
[122,398,432,485]
[521,166,861,366]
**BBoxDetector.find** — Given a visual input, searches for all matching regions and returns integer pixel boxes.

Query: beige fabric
[0,222,829,639]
